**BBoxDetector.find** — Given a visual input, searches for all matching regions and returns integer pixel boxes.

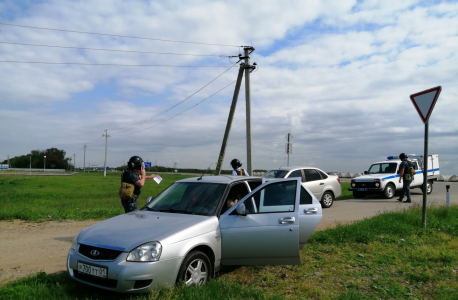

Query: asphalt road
[318,181,458,230]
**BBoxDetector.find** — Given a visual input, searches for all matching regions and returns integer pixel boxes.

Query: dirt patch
[0,219,340,285]
[0,219,98,285]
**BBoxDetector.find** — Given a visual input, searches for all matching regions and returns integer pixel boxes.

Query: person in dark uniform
[397,153,412,203]
[230,158,249,176]
[121,156,157,213]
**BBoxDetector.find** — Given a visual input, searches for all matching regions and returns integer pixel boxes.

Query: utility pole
[215,64,245,175]
[73,153,76,172]
[7,155,9,168]
[83,144,86,173]
[244,46,255,175]
[102,129,111,177]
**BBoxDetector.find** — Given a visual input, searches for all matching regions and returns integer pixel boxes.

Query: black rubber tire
[426,180,433,194]
[353,191,365,198]
[176,251,212,286]
[320,191,334,208]
[383,184,395,199]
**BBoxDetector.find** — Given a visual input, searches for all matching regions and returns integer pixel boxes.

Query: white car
[263,166,341,208]
[67,176,322,293]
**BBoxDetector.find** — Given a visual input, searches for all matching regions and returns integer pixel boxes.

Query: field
[0,172,195,221]
[0,172,352,221]
[1,174,457,299]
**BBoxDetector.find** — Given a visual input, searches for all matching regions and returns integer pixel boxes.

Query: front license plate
[357,188,368,191]
[77,262,107,278]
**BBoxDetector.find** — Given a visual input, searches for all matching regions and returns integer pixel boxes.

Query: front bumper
[348,187,384,192]
[67,246,182,293]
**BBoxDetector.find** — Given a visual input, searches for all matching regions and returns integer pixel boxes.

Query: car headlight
[71,231,81,250]
[127,242,162,262]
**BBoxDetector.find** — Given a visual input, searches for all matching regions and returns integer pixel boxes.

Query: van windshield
[367,163,398,174]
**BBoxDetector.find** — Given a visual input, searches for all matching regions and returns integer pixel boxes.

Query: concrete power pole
[73,153,76,172]
[83,144,86,173]
[102,129,111,177]
[215,64,245,175]
[244,46,255,175]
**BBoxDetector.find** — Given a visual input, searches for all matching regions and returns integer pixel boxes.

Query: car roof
[177,175,259,184]
[266,166,322,172]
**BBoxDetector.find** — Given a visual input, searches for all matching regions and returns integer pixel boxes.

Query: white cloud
[1,0,458,176]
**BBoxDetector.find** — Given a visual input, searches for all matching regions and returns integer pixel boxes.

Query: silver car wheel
[185,258,208,285]
[177,251,211,286]
[321,191,334,208]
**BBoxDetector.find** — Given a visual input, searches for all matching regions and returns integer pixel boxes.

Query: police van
[348,154,440,199]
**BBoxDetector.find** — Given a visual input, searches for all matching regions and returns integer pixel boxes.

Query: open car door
[219,178,302,265]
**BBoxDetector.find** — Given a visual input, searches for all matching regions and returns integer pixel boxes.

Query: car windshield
[367,163,397,174]
[263,170,289,178]
[144,182,226,216]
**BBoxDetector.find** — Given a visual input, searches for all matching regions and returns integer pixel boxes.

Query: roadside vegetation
[1,205,457,299]
[1,174,456,299]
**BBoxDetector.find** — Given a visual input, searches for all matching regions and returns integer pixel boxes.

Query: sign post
[285,133,293,167]
[410,86,441,228]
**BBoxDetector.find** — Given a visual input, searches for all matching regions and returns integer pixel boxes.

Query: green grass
[1,205,457,299]
[0,172,195,221]
[336,182,352,200]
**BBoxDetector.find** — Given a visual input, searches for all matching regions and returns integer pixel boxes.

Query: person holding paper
[120,156,157,213]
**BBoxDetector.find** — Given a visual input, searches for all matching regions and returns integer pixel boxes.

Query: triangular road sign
[410,86,441,124]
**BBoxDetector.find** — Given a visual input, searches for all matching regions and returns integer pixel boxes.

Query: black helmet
[230,158,242,169]
[128,156,144,169]
[399,153,407,160]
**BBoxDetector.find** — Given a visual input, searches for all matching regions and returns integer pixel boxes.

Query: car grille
[74,270,118,288]
[353,182,378,188]
[78,244,123,261]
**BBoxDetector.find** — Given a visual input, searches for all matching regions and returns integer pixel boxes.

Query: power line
[113,62,239,133]
[113,80,237,136]
[0,41,233,57]
[0,23,244,47]
[0,61,230,67]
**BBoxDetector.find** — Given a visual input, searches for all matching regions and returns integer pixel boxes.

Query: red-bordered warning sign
[410,86,441,124]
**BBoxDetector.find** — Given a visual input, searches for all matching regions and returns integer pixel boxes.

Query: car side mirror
[364,171,368,174]
[236,203,246,216]
[146,196,154,204]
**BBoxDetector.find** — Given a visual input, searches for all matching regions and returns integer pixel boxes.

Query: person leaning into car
[121,156,157,213]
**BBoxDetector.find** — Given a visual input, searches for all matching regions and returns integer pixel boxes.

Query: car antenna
[197,163,213,180]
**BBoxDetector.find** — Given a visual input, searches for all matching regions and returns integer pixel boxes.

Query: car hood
[78,210,210,251]
[355,174,394,181]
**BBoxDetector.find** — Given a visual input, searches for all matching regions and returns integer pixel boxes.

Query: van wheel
[383,184,395,199]
[321,191,334,208]
[426,181,433,194]
[176,251,212,286]
[353,191,365,198]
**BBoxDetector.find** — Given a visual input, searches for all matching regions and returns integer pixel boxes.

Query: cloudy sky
[1,0,457,175]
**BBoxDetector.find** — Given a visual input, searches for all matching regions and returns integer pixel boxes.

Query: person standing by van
[397,153,412,203]
[119,156,157,213]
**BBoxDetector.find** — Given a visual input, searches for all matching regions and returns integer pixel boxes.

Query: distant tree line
[1,148,72,169]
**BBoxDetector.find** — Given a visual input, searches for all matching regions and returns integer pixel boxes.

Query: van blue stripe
[381,168,440,181]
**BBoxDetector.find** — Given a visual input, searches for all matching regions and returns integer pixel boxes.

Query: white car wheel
[321,191,334,208]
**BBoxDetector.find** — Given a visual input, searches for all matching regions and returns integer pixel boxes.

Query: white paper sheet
[153,175,162,184]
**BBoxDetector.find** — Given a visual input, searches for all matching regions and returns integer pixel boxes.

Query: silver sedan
[67,176,322,293]
[263,166,342,208]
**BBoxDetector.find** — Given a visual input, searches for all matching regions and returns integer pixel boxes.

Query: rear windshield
[263,170,288,178]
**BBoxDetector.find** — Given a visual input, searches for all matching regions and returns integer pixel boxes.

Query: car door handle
[279,217,295,224]
[304,208,318,214]
[320,182,324,185]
